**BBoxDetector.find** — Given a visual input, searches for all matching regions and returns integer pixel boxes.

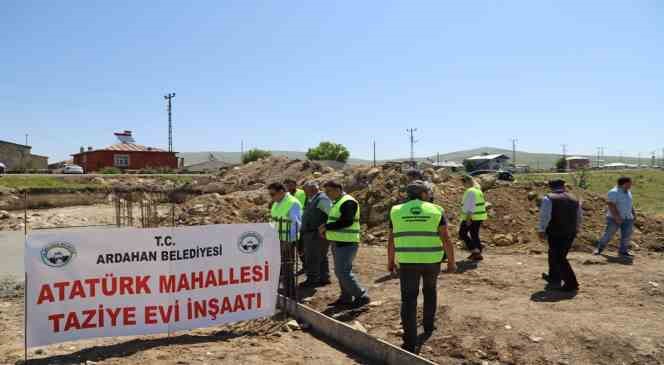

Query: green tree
[242,149,272,164]
[555,157,568,172]
[463,160,477,172]
[306,142,350,163]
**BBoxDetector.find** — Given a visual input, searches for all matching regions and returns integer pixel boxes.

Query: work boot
[351,295,371,309]
[328,297,353,307]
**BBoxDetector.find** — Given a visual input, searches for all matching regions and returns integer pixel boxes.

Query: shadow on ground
[530,289,578,303]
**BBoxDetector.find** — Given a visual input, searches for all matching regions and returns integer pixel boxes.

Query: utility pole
[436,152,440,164]
[406,128,418,165]
[561,144,568,158]
[373,140,376,167]
[164,93,176,152]
[241,140,244,160]
[638,152,642,167]
[596,147,601,168]
[510,138,518,167]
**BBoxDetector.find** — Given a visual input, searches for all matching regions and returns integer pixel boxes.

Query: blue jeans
[331,243,367,301]
[597,217,634,254]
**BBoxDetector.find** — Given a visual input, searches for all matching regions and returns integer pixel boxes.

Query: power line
[164,93,176,152]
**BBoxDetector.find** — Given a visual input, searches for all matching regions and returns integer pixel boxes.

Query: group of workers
[267,171,636,353]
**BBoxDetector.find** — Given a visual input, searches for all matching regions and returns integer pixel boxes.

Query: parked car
[0,162,5,174]
[63,164,84,174]
[469,169,514,182]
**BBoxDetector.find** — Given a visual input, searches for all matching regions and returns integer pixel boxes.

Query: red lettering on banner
[48,313,64,332]
[145,306,158,325]
[81,309,96,329]
[36,275,153,304]
[69,280,86,300]
[119,276,134,295]
[37,284,55,304]
[240,266,251,283]
[122,307,136,326]
[84,278,100,297]
[135,276,151,294]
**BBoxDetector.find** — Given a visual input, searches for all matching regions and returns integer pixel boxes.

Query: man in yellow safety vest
[388,180,456,353]
[318,180,370,309]
[459,175,488,261]
[268,182,302,243]
[284,178,307,274]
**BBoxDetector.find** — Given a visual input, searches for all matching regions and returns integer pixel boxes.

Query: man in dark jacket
[319,180,370,309]
[300,181,332,288]
[538,179,583,292]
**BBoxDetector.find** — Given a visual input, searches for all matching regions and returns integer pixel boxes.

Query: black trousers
[399,263,441,347]
[302,231,330,282]
[547,234,579,289]
[459,220,483,252]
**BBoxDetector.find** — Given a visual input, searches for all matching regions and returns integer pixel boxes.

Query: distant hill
[179,151,371,166]
[180,147,642,169]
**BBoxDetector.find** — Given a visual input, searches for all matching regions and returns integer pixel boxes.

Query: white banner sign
[25,224,280,348]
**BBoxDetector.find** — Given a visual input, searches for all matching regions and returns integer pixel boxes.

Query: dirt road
[303,246,664,365]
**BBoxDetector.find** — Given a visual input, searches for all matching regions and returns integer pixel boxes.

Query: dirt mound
[197,156,343,195]
[175,190,271,226]
[176,159,664,253]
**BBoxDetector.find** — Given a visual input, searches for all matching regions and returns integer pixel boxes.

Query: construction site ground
[302,245,664,365]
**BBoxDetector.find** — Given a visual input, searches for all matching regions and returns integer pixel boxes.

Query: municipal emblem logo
[410,207,422,215]
[237,231,263,254]
[41,242,77,268]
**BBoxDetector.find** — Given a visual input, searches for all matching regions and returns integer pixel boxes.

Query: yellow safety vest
[326,194,360,243]
[391,200,445,264]
[270,193,301,242]
[461,187,488,221]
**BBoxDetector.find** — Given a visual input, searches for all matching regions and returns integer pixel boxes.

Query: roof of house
[566,156,590,161]
[465,154,510,161]
[0,140,31,149]
[73,143,172,155]
[432,160,464,167]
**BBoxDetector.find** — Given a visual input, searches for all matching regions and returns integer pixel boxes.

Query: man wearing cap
[459,175,488,261]
[300,181,332,288]
[388,180,456,353]
[405,169,434,202]
[538,179,582,292]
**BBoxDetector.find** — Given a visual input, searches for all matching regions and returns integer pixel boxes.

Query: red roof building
[72,131,178,172]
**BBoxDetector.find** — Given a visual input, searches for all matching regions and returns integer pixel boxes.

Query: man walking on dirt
[319,180,370,309]
[388,180,456,353]
[300,181,332,288]
[538,179,582,292]
[594,177,636,258]
[459,175,487,261]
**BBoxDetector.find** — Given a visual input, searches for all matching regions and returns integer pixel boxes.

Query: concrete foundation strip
[277,295,439,365]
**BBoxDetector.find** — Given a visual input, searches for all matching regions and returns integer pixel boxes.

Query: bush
[99,167,122,174]
[463,160,476,172]
[555,157,567,172]
[306,142,350,163]
[242,149,272,164]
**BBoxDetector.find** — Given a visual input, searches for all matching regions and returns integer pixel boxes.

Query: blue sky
[2,1,663,162]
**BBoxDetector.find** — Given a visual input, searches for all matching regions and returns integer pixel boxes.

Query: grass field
[0,175,194,190]
[518,169,664,215]
[0,176,97,190]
